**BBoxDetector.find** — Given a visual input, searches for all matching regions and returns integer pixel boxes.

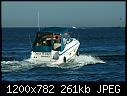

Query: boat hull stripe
[59,42,79,56]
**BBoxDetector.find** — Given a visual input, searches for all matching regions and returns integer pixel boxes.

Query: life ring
[53,35,60,39]
[63,57,66,63]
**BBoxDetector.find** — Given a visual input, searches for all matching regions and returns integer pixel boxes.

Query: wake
[1,54,105,72]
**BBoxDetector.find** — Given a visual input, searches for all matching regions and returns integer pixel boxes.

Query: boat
[30,27,80,65]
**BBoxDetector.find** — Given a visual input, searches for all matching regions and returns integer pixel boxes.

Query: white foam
[72,54,106,69]
[1,54,105,72]
[76,54,105,64]
[57,54,105,69]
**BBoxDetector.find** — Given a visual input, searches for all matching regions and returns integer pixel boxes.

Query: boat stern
[31,51,52,61]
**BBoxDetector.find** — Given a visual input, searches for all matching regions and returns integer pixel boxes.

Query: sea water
[1,27,125,81]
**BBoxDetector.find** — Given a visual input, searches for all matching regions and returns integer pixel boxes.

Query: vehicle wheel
[63,57,66,63]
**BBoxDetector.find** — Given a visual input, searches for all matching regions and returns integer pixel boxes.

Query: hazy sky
[2,1,126,27]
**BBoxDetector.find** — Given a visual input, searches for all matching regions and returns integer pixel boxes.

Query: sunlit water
[2,27,125,81]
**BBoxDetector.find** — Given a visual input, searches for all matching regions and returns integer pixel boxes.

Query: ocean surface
[1,27,125,81]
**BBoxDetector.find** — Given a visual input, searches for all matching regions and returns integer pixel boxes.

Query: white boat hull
[30,38,80,65]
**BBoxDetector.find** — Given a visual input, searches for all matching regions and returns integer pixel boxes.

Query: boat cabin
[32,27,72,52]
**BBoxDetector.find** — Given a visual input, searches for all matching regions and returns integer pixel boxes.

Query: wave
[1,54,105,73]
[2,50,30,54]
[98,54,125,61]
[76,54,105,64]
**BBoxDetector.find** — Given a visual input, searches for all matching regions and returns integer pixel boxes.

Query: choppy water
[1,27,125,81]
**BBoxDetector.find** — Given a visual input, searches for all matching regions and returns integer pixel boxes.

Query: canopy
[32,27,68,52]
[39,27,68,34]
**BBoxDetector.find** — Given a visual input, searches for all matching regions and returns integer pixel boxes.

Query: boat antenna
[120,17,122,28]
[38,11,40,32]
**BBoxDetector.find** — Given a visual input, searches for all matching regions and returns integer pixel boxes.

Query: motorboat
[30,27,80,65]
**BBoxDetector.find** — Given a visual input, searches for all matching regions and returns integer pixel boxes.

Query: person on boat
[36,42,39,46]
[43,41,46,45]
[36,42,42,46]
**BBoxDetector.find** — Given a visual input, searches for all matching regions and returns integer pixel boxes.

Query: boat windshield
[63,32,73,45]
[34,32,53,46]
